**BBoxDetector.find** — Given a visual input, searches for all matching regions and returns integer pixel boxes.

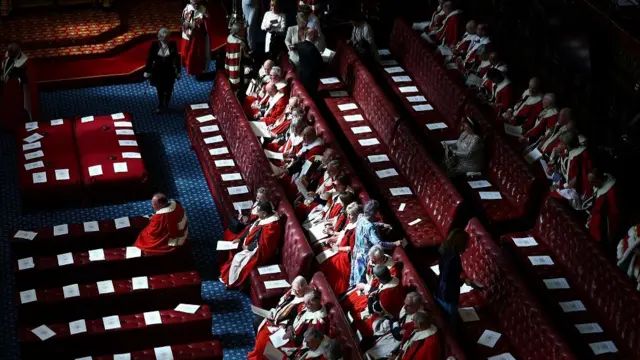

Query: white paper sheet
[209,147,229,156]
[460,284,474,294]
[477,329,501,348]
[575,323,603,334]
[24,161,44,171]
[512,236,538,247]
[308,222,329,242]
[88,165,103,177]
[359,138,380,146]
[406,95,427,103]
[190,103,209,110]
[322,48,336,62]
[479,191,502,200]
[227,185,249,195]
[113,162,128,173]
[116,129,135,136]
[113,353,131,360]
[50,224,68,237]
[32,172,47,184]
[125,246,142,259]
[233,200,254,211]
[467,180,491,189]
[390,187,413,196]
[398,203,406,211]
[143,311,162,325]
[543,278,570,290]
[52,169,70,181]
[465,74,482,88]
[200,125,219,133]
[110,112,125,120]
[14,230,38,240]
[57,252,74,266]
[154,346,174,360]
[384,66,404,74]
[251,305,272,319]
[103,315,121,330]
[329,91,349,97]
[25,121,39,131]
[438,45,453,56]
[216,241,239,250]
[197,114,216,123]
[24,150,44,160]
[457,307,480,322]
[344,114,364,122]
[528,255,554,266]
[316,249,338,264]
[204,135,224,144]
[221,173,242,181]
[378,49,391,56]
[51,119,64,126]
[17,257,35,271]
[80,116,95,123]
[258,265,281,275]
[88,248,105,261]
[122,152,141,159]
[215,159,235,167]
[589,341,618,355]
[269,327,289,348]
[114,121,133,128]
[392,76,411,83]
[503,124,523,137]
[487,353,516,360]
[338,103,358,111]
[97,280,115,294]
[375,168,399,178]
[379,60,399,66]
[430,264,440,275]
[24,132,43,143]
[175,303,201,314]
[559,300,586,313]
[524,148,543,164]
[351,126,372,134]
[264,280,291,289]
[83,221,99,232]
[22,141,41,151]
[264,149,284,160]
[367,154,389,163]
[69,319,87,335]
[399,86,419,94]
[408,218,422,226]
[425,122,447,130]
[20,289,37,304]
[31,325,56,341]
[63,284,80,298]
[264,341,286,360]
[118,140,138,147]
[114,216,131,229]
[320,77,340,85]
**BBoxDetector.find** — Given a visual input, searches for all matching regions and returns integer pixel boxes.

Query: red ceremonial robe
[428,9,445,33]
[219,214,281,287]
[316,223,356,295]
[585,176,620,244]
[305,189,347,226]
[463,37,490,68]
[295,170,334,220]
[1,52,39,129]
[276,306,330,355]
[480,62,508,89]
[222,202,260,241]
[181,3,212,76]
[365,306,422,359]
[435,10,462,48]
[134,201,188,253]
[243,83,268,115]
[269,112,292,136]
[262,92,289,126]
[353,277,407,337]
[539,124,570,155]
[491,78,513,115]
[509,89,543,125]
[617,225,640,291]
[558,145,593,199]
[453,32,479,56]
[289,336,333,359]
[523,108,558,141]
[341,256,398,314]
[225,34,245,89]
[397,326,442,360]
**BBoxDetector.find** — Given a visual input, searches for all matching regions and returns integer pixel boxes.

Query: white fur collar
[401,325,438,353]
[595,175,615,198]
[297,138,324,157]
[155,200,177,214]
[301,336,332,358]
[568,146,586,163]
[4,52,28,69]
[378,276,400,291]
[294,306,328,329]
[494,78,511,95]
[618,225,640,266]
[539,107,558,119]
[257,214,280,226]
[399,305,424,323]
[513,90,542,115]
[290,134,304,146]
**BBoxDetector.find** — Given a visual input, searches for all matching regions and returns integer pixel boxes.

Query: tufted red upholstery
[310,272,364,360]
[15,245,193,290]
[461,219,576,359]
[501,197,640,358]
[20,306,213,359]
[92,341,224,360]
[391,248,467,360]
[19,271,202,326]
[10,216,149,258]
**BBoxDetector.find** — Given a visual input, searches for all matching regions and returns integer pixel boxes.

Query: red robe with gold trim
[341,256,398,314]
[262,92,289,126]
[316,223,356,295]
[181,3,212,76]
[508,89,543,126]
[397,326,442,360]
[135,201,188,253]
[491,79,513,115]
[585,176,620,244]
[435,10,462,48]
[365,306,422,359]
[353,277,407,337]
[219,214,281,287]
[558,146,593,199]
[523,108,558,141]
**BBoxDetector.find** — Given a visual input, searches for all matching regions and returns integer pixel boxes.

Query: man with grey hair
[181,0,211,76]
[289,327,333,359]
[279,290,328,349]
[144,28,181,113]
[521,92,558,145]
[267,96,300,137]
[393,311,441,359]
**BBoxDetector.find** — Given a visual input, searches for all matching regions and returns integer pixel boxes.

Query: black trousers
[155,80,175,108]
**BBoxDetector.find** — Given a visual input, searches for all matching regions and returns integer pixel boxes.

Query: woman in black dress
[144,28,181,113]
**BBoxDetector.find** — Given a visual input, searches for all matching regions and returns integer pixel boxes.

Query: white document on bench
[468,180,491,189]
[378,49,391,56]
[399,86,419,94]
[24,150,44,160]
[126,246,142,259]
[316,249,338,264]
[122,152,141,159]
[197,114,216,123]
[389,187,413,196]
[57,252,74,266]
[175,304,201,314]
[384,66,404,74]
[24,161,44,171]
[392,76,411,83]
[479,191,502,200]
[376,168,399,179]
[88,249,105,261]
[503,124,523,137]
[250,121,272,137]
[200,125,219,133]
[204,135,224,144]
[209,147,229,156]
[20,289,37,304]
[118,140,138,147]
[23,142,41,151]
[320,77,340,85]
[25,121,39,131]
[425,122,447,130]
[32,172,47,184]
[258,265,281,275]
[216,241,239,250]
[81,116,95,123]
[115,217,131,229]
[589,341,618,355]
[97,280,115,294]
[154,346,174,360]
[264,149,284,161]
[103,315,121,330]
[116,129,135,136]
[543,278,570,290]
[14,230,37,240]
[457,307,480,322]
[51,119,64,126]
[132,276,149,290]
[69,319,87,335]
[114,121,133,128]
[528,255,554,266]
[368,154,389,163]
[512,236,538,247]
[31,325,56,341]
[575,323,603,334]
[18,257,35,271]
[111,112,125,120]
[477,329,501,348]
[322,48,336,62]
[408,218,422,226]
[222,173,242,181]
[406,95,427,103]
[190,103,209,110]
[344,114,364,122]
[83,221,99,233]
[24,132,43,143]
[113,162,128,173]
[338,103,358,111]
[264,280,291,289]
[113,353,131,360]
[359,138,380,146]
[488,353,516,360]
[559,300,586,313]
[398,203,406,211]
[143,311,162,325]
[215,159,235,167]
[227,185,249,195]
[351,126,372,134]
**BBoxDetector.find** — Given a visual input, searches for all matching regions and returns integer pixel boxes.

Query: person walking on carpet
[144,28,181,114]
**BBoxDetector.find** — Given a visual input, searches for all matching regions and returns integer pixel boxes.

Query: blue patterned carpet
[0,68,256,359]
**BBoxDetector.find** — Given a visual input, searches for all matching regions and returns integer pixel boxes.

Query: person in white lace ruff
[444,117,484,176]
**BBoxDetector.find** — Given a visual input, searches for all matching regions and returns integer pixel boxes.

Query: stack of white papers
[264,280,290,289]
[338,103,358,111]
[512,236,537,247]
[103,315,121,330]
[196,114,216,123]
[17,257,35,271]
[589,341,618,355]
[14,230,37,240]
[344,114,364,122]
[175,304,201,314]
[69,319,88,335]
[97,280,115,294]
[63,284,80,298]
[144,311,163,325]
[114,217,131,229]
[31,325,56,341]
[477,329,501,348]
[83,221,100,232]
[258,265,281,275]
[322,48,336,62]
[479,191,502,200]
[543,278,570,290]
[190,103,209,110]
[389,187,413,196]
[528,255,554,266]
[204,135,224,144]
[558,300,586,313]
[457,307,480,322]
[319,77,340,85]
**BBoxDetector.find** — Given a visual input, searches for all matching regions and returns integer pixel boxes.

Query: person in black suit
[144,28,181,114]
[293,30,324,101]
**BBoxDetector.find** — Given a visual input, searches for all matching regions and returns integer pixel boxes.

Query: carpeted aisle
[0,67,256,359]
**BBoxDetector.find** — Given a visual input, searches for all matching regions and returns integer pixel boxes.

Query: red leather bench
[392,247,467,360]
[92,341,223,360]
[17,118,83,208]
[14,245,193,290]
[20,306,212,359]
[460,218,576,359]
[501,197,640,358]
[74,112,150,203]
[18,271,202,326]
[311,272,364,360]
[10,216,149,258]
[317,41,361,94]
[324,59,463,247]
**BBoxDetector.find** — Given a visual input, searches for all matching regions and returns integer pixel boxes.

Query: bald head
[264,59,274,73]
[152,193,169,211]
[528,77,541,95]
[542,93,556,109]
[265,83,277,96]
[465,20,477,34]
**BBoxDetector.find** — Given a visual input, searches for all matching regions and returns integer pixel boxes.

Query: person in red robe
[423,1,462,48]
[294,168,346,221]
[225,22,248,90]
[584,169,621,247]
[222,187,271,241]
[452,20,479,57]
[285,126,325,170]
[181,0,213,76]
[412,0,445,34]
[390,311,441,360]
[244,59,275,112]
[539,107,579,154]
[365,292,425,359]
[258,85,289,126]
[484,68,512,116]
[265,116,308,165]
[502,77,543,126]
[479,51,508,87]
[519,93,558,146]
[269,98,301,138]
[249,276,313,360]
[288,328,335,359]
[134,193,189,254]
[550,131,594,202]
[617,224,640,291]
[219,201,281,288]
[303,178,354,229]
[1,43,39,129]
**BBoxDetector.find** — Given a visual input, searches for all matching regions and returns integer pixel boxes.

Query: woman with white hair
[144,28,181,114]
[443,117,484,177]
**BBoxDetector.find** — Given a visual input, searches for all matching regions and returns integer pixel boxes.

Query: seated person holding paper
[539,107,577,155]
[583,169,621,246]
[478,51,508,87]
[365,292,425,360]
[519,93,558,145]
[443,117,484,177]
[455,23,490,71]
[390,311,441,360]
[483,68,513,116]
[288,328,335,359]
[295,168,346,221]
[303,176,355,229]
[249,276,313,360]
[255,83,289,124]
[616,223,640,291]
[244,59,274,109]
[223,187,271,241]
[550,131,593,201]
[286,126,326,170]
[502,77,543,126]
[135,193,188,254]
[269,97,301,138]
[219,201,281,288]
[315,202,362,295]
[266,116,308,164]
[353,265,407,338]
